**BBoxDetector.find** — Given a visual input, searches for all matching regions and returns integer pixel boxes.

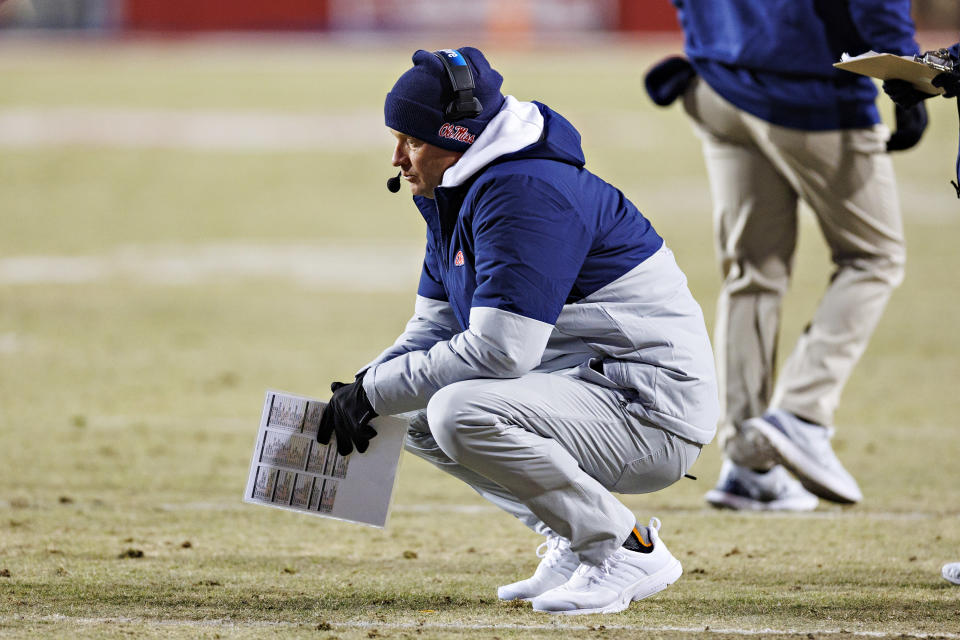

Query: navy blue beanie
[385,47,505,152]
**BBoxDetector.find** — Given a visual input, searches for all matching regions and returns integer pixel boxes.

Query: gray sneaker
[743,410,862,504]
[943,563,960,585]
[705,459,818,511]
[498,535,579,601]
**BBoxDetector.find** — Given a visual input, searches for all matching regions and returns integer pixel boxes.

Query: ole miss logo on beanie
[439,123,476,145]
[384,47,505,152]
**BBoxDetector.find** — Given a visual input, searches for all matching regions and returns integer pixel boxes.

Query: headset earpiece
[432,49,483,121]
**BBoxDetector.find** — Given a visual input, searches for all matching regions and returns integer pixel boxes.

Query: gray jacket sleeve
[358,296,460,375]
[362,306,553,415]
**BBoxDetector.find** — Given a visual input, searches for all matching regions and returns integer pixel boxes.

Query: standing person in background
[884,42,960,585]
[645,0,926,511]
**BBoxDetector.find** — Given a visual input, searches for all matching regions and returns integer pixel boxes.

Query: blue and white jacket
[362,97,719,445]
[674,0,919,130]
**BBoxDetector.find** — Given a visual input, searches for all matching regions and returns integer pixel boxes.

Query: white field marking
[0,332,22,354]
[0,242,423,290]
[0,107,658,153]
[18,615,960,639]
[0,107,387,151]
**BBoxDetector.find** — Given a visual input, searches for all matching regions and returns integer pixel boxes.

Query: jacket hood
[440,96,586,189]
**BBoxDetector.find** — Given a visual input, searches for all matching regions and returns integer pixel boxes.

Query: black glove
[886,102,928,152]
[317,375,378,456]
[933,69,960,98]
[644,56,697,107]
[882,79,933,109]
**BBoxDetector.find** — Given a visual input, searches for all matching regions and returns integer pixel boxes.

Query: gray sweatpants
[404,372,701,565]
[681,78,905,466]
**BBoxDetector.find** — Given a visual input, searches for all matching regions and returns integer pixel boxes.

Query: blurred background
[1,0,958,33]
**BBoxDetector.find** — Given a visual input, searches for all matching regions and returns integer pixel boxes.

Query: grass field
[1,36,959,639]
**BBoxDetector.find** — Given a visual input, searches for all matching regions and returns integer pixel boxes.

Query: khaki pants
[682,78,905,467]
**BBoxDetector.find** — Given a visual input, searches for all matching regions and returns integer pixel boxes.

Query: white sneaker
[743,410,863,504]
[497,535,579,601]
[531,517,681,615]
[942,562,960,585]
[705,460,818,511]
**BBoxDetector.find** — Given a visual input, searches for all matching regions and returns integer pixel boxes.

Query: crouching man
[318,47,719,615]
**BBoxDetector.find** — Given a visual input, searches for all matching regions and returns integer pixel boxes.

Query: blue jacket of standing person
[673,0,919,130]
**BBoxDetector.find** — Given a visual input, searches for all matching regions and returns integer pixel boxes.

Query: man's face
[390,130,463,198]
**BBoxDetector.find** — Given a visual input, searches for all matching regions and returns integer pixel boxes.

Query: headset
[432,48,483,121]
[387,48,483,193]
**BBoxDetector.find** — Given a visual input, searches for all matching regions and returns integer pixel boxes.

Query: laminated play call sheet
[244,390,407,528]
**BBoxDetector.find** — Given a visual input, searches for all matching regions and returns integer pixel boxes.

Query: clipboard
[243,390,408,529]
[834,51,945,95]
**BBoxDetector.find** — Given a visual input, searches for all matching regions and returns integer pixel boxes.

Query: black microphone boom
[387,171,401,193]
